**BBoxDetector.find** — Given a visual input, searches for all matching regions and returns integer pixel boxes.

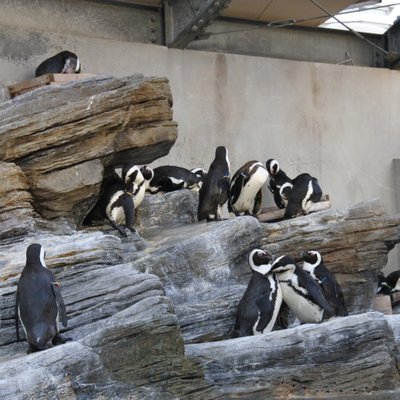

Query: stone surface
[186,312,400,399]
[0,74,177,224]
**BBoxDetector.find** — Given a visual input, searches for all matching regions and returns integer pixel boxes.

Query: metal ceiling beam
[164,0,232,48]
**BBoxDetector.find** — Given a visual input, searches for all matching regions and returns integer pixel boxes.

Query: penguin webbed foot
[127,225,137,234]
[52,334,72,346]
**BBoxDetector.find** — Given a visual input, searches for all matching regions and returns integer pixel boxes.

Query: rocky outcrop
[1,75,400,399]
[186,312,400,399]
[0,74,177,225]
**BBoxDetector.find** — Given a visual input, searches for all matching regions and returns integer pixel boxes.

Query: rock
[136,189,199,229]
[0,162,37,239]
[186,312,400,399]
[0,74,178,224]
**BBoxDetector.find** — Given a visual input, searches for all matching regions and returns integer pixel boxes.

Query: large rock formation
[0,74,177,225]
[1,76,400,399]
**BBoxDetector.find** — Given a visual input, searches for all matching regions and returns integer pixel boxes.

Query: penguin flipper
[218,176,230,204]
[255,294,274,333]
[299,272,334,317]
[253,188,263,215]
[229,173,245,204]
[321,278,348,316]
[15,286,20,341]
[52,283,68,328]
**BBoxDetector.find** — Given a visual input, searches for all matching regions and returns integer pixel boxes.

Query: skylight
[320,0,400,34]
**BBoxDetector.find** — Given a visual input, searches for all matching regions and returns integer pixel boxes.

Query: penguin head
[26,243,47,269]
[140,166,154,182]
[300,250,322,267]
[279,182,293,200]
[190,168,207,180]
[124,165,145,187]
[377,273,392,295]
[266,159,279,176]
[249,249,273,275]
[271,255,296,274]
[61,51,81,74]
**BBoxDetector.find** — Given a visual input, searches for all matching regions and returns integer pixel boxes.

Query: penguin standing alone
[232,249,282,338]
[35,51,81,77]
[228,161,269,217]
[198,146,230,221]
[265,159,293,209]
[284,173,322,219]
[270,255,334,323]
[15,244,69,353]
[301,250,348,317]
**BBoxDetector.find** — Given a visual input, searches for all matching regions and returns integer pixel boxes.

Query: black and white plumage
[84,167,146,236]
[190,167,207,181]
[301,250,348,317]
[15,244,68,353]
[270,255,334,323]
[228,161,269,216]
[232,249,282,338]
[198,146,230,222]
[147,166,203,193]
[284,173,322,219]
[266,159,293,209]
[377,271,400,295]
[35,51,81,77]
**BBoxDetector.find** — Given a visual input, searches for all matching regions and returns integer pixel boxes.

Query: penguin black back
[147,165,202,193]
[35,51,81,77]
[301,250,348,317]
[16,244,68,353]
[284,173,322,219]
[198,146,230,221]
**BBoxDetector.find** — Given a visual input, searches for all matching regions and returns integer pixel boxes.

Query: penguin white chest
[279,276,324,323]
[106,191,127,225]
[133,184,146,208]
[235,168,268,211]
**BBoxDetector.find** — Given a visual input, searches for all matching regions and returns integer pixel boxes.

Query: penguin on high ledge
[35,51,81,77]
[15,244,70,353]
[228,161,269,217]
[266,158,293,209]
[198,146,230,222]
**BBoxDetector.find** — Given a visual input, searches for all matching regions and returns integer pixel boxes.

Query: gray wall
[0,1,399,270]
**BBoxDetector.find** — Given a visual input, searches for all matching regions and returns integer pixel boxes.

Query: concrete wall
[0,2,399,270]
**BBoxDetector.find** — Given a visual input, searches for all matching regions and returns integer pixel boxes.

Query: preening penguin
[228,161,269,216]
[15,244,69,353]
[301,250,348,317]
[35,51,81,77]
[147,165,202,193]
[270,255,334,324]
[198,146,230,221]
[284,173,322,219]
[232,249,282,338]
[265,159,293,209]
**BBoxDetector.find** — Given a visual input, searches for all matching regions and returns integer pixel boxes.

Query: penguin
[121,164,152,204]
[147,165,202,193]
[139,165,155,191]
[284,173,322,219]
[198,146,230,221]
[301,250,348,317]
[270,255,334,323]
[232,249,282,338]
[228,161,269,216]
[377,270,400,294]
[84,167,146,236]
[35,51,81,77]
[15,244,69,353]
[265,159,293,209]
